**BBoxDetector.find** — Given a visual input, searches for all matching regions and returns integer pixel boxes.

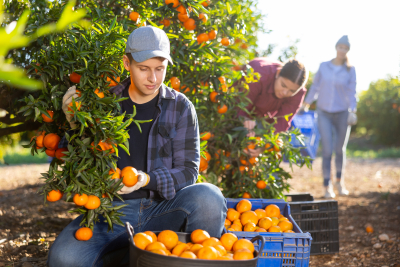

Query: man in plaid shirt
[48,26,227,267]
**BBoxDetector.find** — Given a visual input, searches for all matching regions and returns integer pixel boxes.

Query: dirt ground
[0,158,399,267]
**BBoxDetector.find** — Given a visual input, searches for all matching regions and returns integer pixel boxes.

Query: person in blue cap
[299,35,357,199]
[47,26,227,267]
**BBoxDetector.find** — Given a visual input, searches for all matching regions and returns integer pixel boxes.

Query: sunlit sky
[256,0,400,92]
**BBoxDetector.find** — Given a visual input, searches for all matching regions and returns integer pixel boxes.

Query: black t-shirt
[116,87,159,200]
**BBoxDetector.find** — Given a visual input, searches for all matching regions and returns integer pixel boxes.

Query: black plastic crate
[284,193,314,202]
[289,200,339,255]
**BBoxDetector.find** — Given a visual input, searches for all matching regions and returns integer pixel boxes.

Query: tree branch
[0,114,27,124]
[0,120,42,137]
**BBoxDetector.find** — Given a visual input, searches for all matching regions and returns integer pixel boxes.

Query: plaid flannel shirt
[59,78,200,200]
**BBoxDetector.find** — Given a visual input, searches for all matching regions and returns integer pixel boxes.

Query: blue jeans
[47,183,227,267]
[317,109,350,187]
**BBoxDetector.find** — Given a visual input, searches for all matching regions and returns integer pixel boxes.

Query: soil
[0,158,399,267]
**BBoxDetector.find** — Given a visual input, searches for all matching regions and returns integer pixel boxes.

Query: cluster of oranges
[133,229,256,260]
[225,199,294,233]
[31,131,68,160]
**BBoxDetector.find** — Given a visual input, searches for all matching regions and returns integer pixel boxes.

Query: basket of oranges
[126,222,266,267]
[224,198,312,267]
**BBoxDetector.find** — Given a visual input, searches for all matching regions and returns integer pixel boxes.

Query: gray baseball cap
[125,26,173,65]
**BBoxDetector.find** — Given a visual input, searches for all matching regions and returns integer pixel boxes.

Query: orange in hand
[121,167,138,187]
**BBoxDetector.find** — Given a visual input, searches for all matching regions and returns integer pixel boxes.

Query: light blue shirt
[305,60,357,113]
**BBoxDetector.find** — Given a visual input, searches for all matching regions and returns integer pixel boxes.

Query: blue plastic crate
[290,111,320,159]
[226,198,312,267]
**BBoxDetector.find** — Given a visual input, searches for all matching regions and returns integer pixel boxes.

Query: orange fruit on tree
[161,18,171,27]
[55,147,68,160]
[73,193,88,206]
[214,245,227,257]
[170,77,180,90]
[268,226,282,233]
[191,229,210,244]
[106,76,120,87]
[220,233,238,251]
[43,133,61,150]
[76,89,82,97]
[36,135,44,148]
[200,132,211,140]
[46,189,63,202]
[202,237,222,247]
[177,13,189,22]
[249,157,258,165]
[41,110,54,122]
[254,209,267,220]
[144,231,157,243]
[158,230,179,251]
[201,0,210,7]
[233,248,254,260]
[256,180,267,189]
[274,139,283,151]
[236,199,252,213]
[208,29,217,40]
[221,37,230,46]
[129,11,140,21]
[198,13,208,23]
[134,233,153,250]
[218,76,226,84]
[228,224,242,232]
[68,101,81,114]
[183,18,196,30]
[264,143,274,152]
[243,222,257,232]
[265,204,280,218]
[366,224,374,233]
[227,209,240,221]
[45,149,56,157]
[121,166,139,187]
[270,217,279,226]
[180,251,197,259]
[209,91,218,103]
[258,217,273,230]
[247,142,256,150]
[172,243,190,256]
[146,241,167,252]
[84,195,101,210]
[109,168,121,179]
[165,0,180,8]
[176,4,187,14]
[75,227,93,241]
[240,211,258,226]
[150,249,168,255]
[199,157,208,172]
[69,72,81,83]
[232,238,255,253]
[242,192,251,198]
[240,43,249,49]
[197,33,209,44]
[278,221,293,232]
[225,164,231,170]
[197,246,218,260]
[203,151,211,161]
[255,228,267,232]
[217,104,228,114]
[221,84,228,93]
[94,88,104,98]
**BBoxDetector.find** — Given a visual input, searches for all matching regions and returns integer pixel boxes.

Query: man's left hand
[244,147,264,157]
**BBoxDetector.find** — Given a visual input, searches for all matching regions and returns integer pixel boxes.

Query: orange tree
[11,0,311,232]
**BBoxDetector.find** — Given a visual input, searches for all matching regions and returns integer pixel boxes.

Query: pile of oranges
[31,131,68,161]
[133,229,256,260]
[225,199,294,233]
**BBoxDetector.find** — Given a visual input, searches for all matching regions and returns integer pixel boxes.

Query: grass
[345,135,400,159]
[0,144,49,165]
